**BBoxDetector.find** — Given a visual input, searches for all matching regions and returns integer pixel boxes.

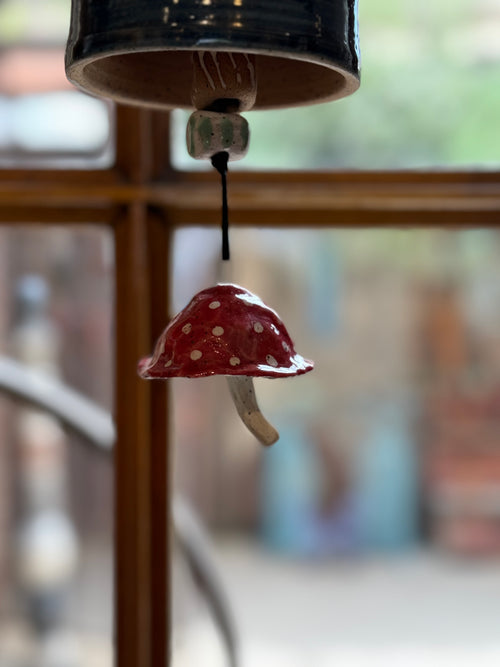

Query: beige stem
[226,375,279,447]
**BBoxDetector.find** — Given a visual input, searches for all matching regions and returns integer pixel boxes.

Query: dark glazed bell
[65,0,360,110]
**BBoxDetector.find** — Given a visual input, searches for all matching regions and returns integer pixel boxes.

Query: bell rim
[65,45,360,111]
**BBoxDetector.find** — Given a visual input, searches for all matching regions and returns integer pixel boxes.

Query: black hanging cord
[211,151,230,261]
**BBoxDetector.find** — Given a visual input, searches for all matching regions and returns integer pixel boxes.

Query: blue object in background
[261,417,358,556]
[261,420,319,554]
[356,402,419,551]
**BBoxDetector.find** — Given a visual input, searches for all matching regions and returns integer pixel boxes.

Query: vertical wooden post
[114,202,152,666]
[113,106,172,667]
[146,208,171,667]
[113,204,171,667]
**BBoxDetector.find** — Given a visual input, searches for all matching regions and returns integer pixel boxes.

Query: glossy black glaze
[66,0,360,110]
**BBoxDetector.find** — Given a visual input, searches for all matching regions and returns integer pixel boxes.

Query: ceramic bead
[191,51,257,112]
[186,110,249,161]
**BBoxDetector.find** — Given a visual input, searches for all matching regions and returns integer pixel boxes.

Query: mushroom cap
[138,283,314,379]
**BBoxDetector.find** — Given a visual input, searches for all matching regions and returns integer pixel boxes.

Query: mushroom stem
[226,375,279,447]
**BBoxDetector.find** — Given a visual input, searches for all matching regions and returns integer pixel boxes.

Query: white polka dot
[209,300,221,309]
[266,354,278,367]
[190,350,202,361]
[282,342,290,352]
[212,326,224,336]
[253,322,264,333]
[230,356,240,366]
[164,359,172,368]
[182,323,192,334]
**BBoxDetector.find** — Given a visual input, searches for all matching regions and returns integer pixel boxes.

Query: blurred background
[0,0,500,666]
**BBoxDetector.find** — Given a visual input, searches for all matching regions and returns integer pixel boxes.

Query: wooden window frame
[0,105,499,666]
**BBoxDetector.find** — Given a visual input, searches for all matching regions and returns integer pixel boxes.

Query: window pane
[0,226,114,667]
[172,0,500,170]
[171,226,500,664]
[0,90,113,166]
[0,1,114,167]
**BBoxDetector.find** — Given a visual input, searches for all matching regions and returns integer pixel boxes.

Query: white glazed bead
[186,110,250,161]
[191,51,257,112]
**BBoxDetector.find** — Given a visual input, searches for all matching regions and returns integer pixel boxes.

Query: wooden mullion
[137,179,500,229]
[1,168,498,229]
[158,207,500,230]
[0,206,114,225]
[144,167,500,229]
[172,168,500,187]
[146,207,171,667]
[113,204,171,667]
[113,203,152,667]
[113,103,172,667]
[149,113,175,182]
[0,182,163,207]
[0,167,121,185]
[115,106,172,184]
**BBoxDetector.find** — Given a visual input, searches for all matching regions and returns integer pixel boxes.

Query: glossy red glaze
[138,283,314,379]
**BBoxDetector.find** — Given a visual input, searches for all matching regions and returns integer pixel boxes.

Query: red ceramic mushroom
[138,283,314,446]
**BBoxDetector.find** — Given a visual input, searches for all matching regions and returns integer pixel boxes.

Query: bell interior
[67,50,359,111]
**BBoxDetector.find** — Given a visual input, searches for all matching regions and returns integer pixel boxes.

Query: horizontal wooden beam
[0,205,113,225]
[0,167,120,184]
[0,170,498,231]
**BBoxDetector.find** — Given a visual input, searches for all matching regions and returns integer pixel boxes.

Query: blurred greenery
[243,63,500,169]
[242,0,500,169]
[0,0,69,45]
